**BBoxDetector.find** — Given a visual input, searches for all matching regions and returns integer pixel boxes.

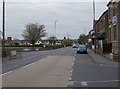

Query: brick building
[91,0,120,61]
[94,10,111,54]
[107,0,120,61]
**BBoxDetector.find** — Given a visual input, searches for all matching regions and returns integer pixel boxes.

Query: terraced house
[94,10,111,54]
[107,0,120,61]
[93,0,120,61]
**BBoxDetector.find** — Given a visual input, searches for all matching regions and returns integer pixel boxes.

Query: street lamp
[93,0,96,52]
[2,0,5,56]
[55,20,57,38]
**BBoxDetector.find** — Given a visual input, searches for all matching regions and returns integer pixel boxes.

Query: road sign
[7,37,12,43]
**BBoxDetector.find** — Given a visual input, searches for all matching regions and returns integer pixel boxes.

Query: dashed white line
[81,81,88,86]
[69,77,72,81]
[22,55,50,68]
[70,70,73,73]
[0,70,13,77]
[99,64,118,67]
[71,68,73,71]
[86,80,120,83]
[72,63,74,66]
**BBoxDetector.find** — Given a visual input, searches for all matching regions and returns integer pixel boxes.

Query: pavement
[87,49,119,66]
[2,56,74,87]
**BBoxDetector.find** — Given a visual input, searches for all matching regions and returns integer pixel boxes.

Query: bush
[5,44,43,47]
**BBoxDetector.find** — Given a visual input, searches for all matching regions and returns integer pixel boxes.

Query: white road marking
[73,58,75,61]
[86,80,120,83]
[74,54,76,57]
[70,73,72,77]
[81,81,88,86]
[0,70,13,77]
[99,64,118,67]
[69,77,72,81]
[1,55,50,76]
[69,80,119,86]
[22,55,50,68]
[72,63,74,66]
[71,68,73,71]
[70,70,73,73]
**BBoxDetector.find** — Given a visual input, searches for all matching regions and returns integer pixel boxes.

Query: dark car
[77,45,87,54]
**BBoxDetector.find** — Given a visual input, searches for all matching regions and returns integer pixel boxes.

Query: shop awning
[97,32,105,40]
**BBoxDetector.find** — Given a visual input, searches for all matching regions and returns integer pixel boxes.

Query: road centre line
[1,55,50,76]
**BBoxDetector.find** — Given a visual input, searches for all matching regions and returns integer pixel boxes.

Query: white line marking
[73,58,75,61]
[22,55,50,68]
[72,63,74,66]
[81,81,88,86]
[70,73,72,77]
[0,70,13,77]
[86,80,120,83]
[71,68,73,71]
[1,55,50,76]
[69,77,72,81]
[70,70,73,73]
[99,64,118,67]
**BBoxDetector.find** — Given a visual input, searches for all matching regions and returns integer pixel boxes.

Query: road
[69,54,119,87]
[2,47,119,87]
[2,47,76,73]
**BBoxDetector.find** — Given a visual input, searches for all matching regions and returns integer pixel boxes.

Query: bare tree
[22,23,47,47]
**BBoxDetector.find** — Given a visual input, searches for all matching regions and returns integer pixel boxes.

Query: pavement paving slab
[2,55,74,87]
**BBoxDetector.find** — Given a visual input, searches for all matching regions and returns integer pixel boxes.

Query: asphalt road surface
[69,54,119,88]
[2,47,76,73]
[2,47,119,88]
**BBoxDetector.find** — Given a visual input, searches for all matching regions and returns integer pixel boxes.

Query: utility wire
[24,0,90,25]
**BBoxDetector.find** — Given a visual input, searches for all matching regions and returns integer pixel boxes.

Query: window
[113,26,117,41]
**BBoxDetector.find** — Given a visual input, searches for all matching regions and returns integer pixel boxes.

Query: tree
[78,34,87,44]
[48,36,57,44]
[22,23,47,47]
[63,37,72,46]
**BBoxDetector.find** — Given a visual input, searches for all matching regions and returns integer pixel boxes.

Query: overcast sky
[0,0,109,40]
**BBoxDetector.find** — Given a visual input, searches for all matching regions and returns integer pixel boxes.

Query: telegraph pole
[84,27,86,35]
[93,0,96,52]
[3,0,5,55]
[54,20,57,38]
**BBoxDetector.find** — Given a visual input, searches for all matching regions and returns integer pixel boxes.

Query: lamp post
[54,20,57,38]
[2,0,5,56]
[93,0,96,52]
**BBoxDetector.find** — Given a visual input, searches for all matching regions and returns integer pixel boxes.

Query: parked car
[77,45,87,54]
[72,44,78,48]
[23,48,30,52]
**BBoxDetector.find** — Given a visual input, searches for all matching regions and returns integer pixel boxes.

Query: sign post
[7,37,12,45]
